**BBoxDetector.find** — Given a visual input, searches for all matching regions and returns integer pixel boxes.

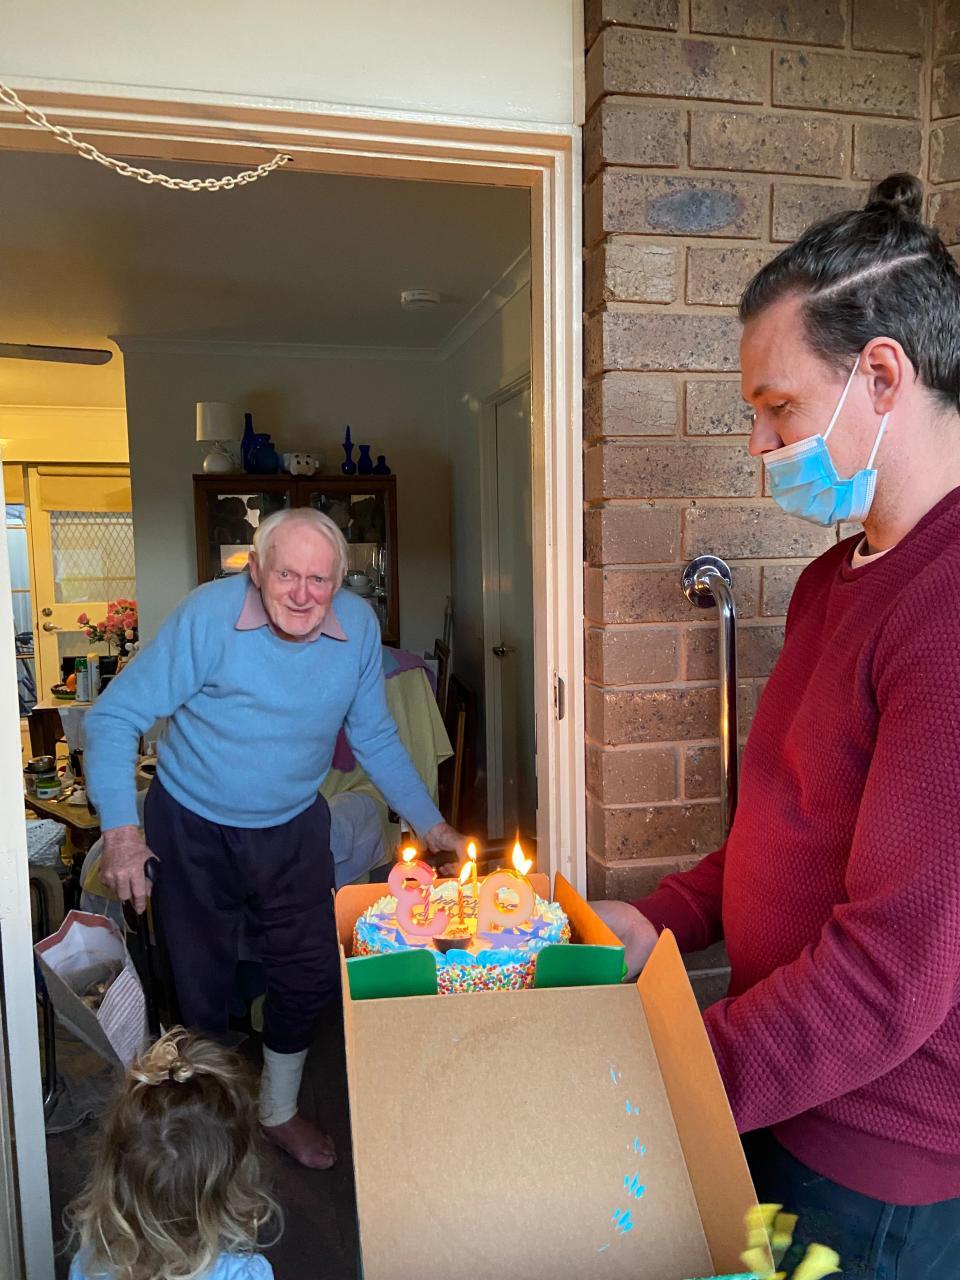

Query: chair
[432,639,450,718]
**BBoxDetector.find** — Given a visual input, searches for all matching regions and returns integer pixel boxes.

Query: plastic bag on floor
[35,911,147,1068]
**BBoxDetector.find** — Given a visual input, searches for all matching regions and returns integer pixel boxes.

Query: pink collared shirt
[235,580,347,643]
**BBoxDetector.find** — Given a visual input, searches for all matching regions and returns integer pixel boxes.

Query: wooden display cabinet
[193,474,400,645]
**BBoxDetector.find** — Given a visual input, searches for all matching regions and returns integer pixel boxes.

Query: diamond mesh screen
[50,510,137,604]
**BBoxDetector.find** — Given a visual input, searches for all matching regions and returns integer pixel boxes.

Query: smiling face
[248,520,338,641]
[740,292,883,480]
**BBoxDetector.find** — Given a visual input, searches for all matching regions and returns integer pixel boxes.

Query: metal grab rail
[682,555,739,834]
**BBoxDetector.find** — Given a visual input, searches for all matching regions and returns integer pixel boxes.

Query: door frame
[0,81,584,1277]
[479,374,532,840]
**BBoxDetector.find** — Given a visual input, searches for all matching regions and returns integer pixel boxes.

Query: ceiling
[0,148,530,407]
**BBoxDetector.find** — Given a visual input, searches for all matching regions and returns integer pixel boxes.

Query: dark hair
[739,174,960,414]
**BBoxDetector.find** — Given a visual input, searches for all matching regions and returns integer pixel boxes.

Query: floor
[45,1002,360,1280]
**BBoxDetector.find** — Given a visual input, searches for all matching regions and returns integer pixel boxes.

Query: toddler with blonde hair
[68,1028,280,1280]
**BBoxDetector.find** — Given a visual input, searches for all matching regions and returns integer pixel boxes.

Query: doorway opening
[0,90,581,1280]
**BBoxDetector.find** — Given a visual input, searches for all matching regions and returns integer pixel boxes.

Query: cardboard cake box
[336,873,766,1280]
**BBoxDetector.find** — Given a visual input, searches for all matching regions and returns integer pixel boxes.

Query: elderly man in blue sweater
[85,507,465,1168]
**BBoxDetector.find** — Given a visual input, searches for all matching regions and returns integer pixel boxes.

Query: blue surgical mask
[762,361,889,527]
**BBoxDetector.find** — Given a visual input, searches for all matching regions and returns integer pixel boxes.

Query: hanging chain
[0,81,293,191]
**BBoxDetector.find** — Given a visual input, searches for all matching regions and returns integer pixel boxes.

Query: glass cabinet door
[200,485,291,579]
[303,481,398,643]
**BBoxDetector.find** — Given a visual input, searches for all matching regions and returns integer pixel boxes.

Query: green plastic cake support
[533,943,626,988]
[346,950,438,1000]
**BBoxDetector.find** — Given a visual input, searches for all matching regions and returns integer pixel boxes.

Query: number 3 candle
[388,846,448,937]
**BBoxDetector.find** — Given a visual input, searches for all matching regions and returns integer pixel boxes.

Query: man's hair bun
[865,172,923,221]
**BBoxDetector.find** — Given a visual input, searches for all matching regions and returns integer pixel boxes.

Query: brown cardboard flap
[554,872,623,947]
[335,884,384,950]
[347,984,713,1280]
[637,931,765,1275]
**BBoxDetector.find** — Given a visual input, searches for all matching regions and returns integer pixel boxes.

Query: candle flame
[401,845,418,864]
[459,862,472,885]
[467,841,477,863]
[511,840,533,877]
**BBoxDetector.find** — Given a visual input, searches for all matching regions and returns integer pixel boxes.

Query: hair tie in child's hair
[168,1057,196,1084]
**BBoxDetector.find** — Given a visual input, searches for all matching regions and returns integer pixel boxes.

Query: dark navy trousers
[744,1129,960,1279]
[144,778,338,1055]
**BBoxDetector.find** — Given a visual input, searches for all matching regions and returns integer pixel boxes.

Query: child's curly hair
[67,1028,281,1280]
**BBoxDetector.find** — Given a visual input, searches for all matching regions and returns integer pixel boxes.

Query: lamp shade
[196,401,236,443]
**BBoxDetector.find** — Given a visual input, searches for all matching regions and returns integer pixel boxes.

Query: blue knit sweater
[84,573,444,835]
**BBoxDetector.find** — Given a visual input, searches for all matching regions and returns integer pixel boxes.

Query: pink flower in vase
[77,612,89,626]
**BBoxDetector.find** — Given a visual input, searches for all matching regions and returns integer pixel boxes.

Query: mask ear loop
[866,412,890,469]
[822,361,860,442]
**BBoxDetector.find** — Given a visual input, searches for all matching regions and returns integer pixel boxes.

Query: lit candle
[477,848,536,939]
[387,846,448,938]
[457,861,470,925]
[466,840,479,900]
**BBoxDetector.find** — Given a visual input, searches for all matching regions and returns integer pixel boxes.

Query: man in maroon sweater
[592,173,960,1275]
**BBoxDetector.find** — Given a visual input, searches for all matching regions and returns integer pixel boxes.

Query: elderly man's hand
[588,899,660,981]
[100,825,156,915]
[422,821,469,861]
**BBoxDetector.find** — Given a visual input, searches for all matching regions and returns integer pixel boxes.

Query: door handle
[42,622,61,632]
[492,644,515,658]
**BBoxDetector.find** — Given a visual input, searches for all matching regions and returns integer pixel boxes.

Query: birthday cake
[352,877,571,995]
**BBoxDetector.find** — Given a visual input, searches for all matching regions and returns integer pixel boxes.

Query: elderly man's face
[741,292,882,481]
[248,523,338,641]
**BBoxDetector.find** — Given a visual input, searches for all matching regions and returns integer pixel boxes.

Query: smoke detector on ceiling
[400,289,441,311]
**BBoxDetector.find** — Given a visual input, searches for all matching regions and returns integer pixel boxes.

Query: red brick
[585,170,766,244]
[584,373,679,439]
[684,622,785,680]
[585,309,742,376]
[584,98,685,179]
[585,504,680,564]
[585,0,681,46]
[682,743,721,800]
[585,625,680,683]
[685,378,753,436]
[936,1,960,57]
[590,798,725,859]
[761,563,806,616]
[586,852,684,902]
[682,501,835,558]
[852,0,929,54]
[930,187,960,246]
[690,109,846,178]
[585,239,679,310]
[852,121,923,180]
[586,28,767,113]
[586,743,678,804]
[585,564,761,623]
[933,59,960,119]
[690,0,845,46]
[771,182,867,243]
[685,247,766,308]
[931,123,960,183]
[773,49,922,119]
[586,442,758,500]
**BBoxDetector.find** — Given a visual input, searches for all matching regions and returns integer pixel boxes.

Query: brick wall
[583,0,940,927]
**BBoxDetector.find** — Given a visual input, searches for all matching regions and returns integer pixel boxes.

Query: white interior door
[26,468,136,694]
[482,382,537,841]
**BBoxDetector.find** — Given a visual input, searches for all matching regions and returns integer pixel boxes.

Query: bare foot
[262,1113,337,1169]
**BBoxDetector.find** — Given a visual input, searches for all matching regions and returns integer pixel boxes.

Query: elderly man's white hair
[252,507,348,584]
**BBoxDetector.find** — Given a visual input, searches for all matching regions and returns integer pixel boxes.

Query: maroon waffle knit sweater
[632,487,960,1206]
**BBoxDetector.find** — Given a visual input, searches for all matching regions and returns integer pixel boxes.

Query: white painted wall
[4,1,583,126]
[443,286,531,752]
[122,349,450,655]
